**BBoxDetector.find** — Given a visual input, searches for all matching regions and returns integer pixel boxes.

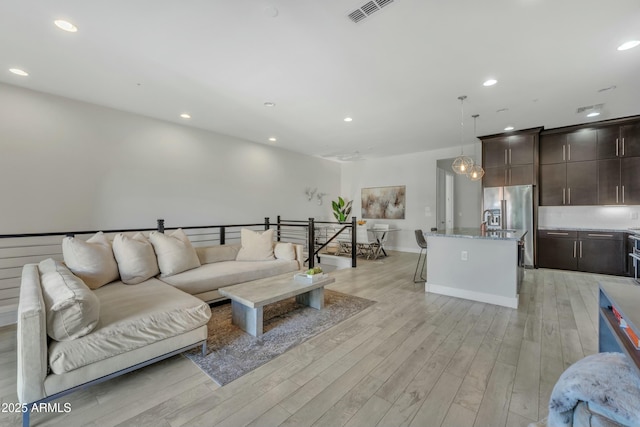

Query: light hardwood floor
[0,252,635,427]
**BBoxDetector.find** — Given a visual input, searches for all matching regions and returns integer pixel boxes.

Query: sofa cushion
[62,231,120,290]
[274,242,296,261]
[236,228,275,261]
[195,244,241,264]
[112,233,160,285]
[38,259,100,341]
[48,278,211,374]
[148,229,200,277]
[160,259,299,295]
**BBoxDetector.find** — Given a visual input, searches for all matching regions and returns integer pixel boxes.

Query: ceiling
[1,0,639,162]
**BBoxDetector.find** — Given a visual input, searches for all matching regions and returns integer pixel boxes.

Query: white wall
[0,83,340,233]
[539,206,640,230]
[340,145,481,253]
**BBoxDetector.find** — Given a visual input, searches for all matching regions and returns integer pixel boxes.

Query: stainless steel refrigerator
[483,185,534,267]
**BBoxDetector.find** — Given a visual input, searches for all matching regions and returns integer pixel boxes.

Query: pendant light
[452,95,474,175]
[468,114,485,181]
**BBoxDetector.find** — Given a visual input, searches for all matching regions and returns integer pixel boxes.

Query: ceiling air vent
[576,103,604,114]
[347,0,395,23]
[361,1,380,15]
[348,9,366,23]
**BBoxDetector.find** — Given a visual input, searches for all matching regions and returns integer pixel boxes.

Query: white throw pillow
[112,233,160,284]
[274,242,296,261]
[148,229,201,277]
[38,259,100,341]
[62,231,120,290]
[236,228,275,261]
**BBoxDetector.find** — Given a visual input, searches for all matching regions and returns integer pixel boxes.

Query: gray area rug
[185,289,375,386]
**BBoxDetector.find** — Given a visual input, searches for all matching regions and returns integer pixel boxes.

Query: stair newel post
[308,218,315,269]
[157,219,165,233]
[220,226,225,245]
[277,215,281,242]
[351,216,357,268]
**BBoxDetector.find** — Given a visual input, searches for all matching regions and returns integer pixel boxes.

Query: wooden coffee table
[218,273,335,337]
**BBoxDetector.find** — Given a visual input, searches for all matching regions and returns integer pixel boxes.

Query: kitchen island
[424,228,526,309]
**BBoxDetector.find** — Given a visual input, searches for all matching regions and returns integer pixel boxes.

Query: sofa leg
[201,341,207,356]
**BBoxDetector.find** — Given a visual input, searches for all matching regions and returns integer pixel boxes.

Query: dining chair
[334,225,352,256]
[413,229,427,282]
[355,224,375,259]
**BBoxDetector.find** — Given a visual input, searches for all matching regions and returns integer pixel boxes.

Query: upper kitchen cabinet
[540,161,598,206]
[481,128,540,187]
[599,157,640,205]
[540,129,597,164]
[597,121,640,159]
[540,116,640,206]
[596,119,640,205]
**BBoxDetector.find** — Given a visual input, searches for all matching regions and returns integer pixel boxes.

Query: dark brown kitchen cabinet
[622,122,640,157]
[484,137,510,169]
[621,157,640,205]
[598,159,620,205]
[538,230,625,275]
[483,164,535,187]
[539,161,597,206]
[481,129,539,187]
[540,129,597,164]
[538,230,578,270]
[483,134,535,168]
[578,232,625,275]
[597,123,640,159]
[540,164,565,206]
[598,156,640,205]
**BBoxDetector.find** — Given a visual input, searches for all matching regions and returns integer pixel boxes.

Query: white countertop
[424,228,527,241]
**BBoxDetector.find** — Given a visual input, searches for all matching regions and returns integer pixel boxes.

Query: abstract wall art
[361,185,406,219]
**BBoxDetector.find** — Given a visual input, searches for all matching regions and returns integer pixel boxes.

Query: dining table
[368,227,399,258]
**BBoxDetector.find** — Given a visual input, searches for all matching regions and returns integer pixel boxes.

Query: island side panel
[425,235,519,308]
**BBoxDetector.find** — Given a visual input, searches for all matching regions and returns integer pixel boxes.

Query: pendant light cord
[458,95,466,155]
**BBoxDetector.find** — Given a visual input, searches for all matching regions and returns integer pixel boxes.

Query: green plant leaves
[332,197,353,223]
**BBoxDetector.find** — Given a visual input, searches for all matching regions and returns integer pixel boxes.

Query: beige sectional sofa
[17,228,304,426]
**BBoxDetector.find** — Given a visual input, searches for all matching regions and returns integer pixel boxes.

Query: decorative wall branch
[305,187,317,201]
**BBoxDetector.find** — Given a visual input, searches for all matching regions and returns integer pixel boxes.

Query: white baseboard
[425,283,518,309]
[385,245,422,254]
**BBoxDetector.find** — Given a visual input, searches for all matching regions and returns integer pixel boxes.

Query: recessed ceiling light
[587,112,600,118]
[344,117,353,122]
[54,19,78,32]
[617,40,640,51]
[9,68,28,76]
[268,137,277,142]
[180,113,191,119]
[483,79,498,87]
[504,126,515,131]
[264,102,275,107]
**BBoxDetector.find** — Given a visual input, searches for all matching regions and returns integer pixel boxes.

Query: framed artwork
[361,185,406,219]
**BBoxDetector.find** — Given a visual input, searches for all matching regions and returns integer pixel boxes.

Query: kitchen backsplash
[539,206,640,230]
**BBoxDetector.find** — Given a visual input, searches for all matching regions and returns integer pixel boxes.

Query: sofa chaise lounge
[17,228,304,426]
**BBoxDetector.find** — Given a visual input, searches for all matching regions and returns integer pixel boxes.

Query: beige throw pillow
[38,259,100,341]
[112,233,160,284]
[62,231,120,289]
[148,229,201,277]
[274,242,296,261]
[236,228,275,261]
[195,244,241,264]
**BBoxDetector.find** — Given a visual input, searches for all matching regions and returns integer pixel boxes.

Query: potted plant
[332,197,353,223]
